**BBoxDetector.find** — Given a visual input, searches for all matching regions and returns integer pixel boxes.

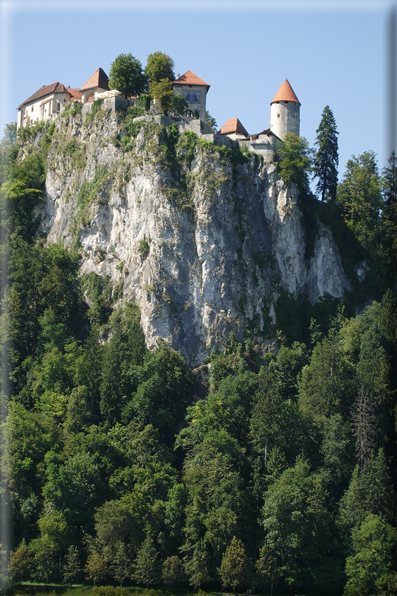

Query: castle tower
[270,79,300,140]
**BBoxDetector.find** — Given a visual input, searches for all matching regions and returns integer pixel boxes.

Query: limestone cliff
[33,99,350,366]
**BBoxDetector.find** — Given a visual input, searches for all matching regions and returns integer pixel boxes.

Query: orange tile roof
[18,82,71,109]
[68,87,82,102]
[80,67,109,91]
[173,70,210,88]
[219,117,249,137]
[270,79,300,105]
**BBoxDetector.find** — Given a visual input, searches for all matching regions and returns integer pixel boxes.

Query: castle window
[31,106,34,112]
[184,91,201,104]
[277,114,280,118]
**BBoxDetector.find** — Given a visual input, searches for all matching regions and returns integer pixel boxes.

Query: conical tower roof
[270,79,300,105]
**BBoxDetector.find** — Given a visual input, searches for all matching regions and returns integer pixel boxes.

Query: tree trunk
[264,439,268,471]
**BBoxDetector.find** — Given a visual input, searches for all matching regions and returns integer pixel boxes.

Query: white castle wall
[270,100,300,140]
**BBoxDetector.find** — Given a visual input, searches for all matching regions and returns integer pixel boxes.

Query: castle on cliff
[17,66,300,160]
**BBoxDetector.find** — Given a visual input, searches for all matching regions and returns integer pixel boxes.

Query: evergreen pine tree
[314,105,339,201]
[351,387,376,468]
[183,539,211,589]
[133,536,161,587]
[63,545,81,585]
[381,151,397,280]
[110,542,131,587]
[255,545,276,595]
[218,536,251,592]
[383,150,397,206]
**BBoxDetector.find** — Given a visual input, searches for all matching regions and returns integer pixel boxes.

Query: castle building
[218,79,300,152]
[17,67,109,128]
[217,79,301,160]
[172,71,210,121]
[17,82,72,128]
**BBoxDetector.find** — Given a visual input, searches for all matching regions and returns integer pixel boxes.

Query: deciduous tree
[8,542,32,583]
[84,548,107,586]
[344,514,397,595]
[255,545,276,595]
[336,151,382,253]
[278,133,312,192]
[149,79,174,115]
[162,555,186,587]
[261,459,336,588]
[145,52,175,88]
[108,54,148,98]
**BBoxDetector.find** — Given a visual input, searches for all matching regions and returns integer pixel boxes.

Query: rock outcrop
[34,99,350,366]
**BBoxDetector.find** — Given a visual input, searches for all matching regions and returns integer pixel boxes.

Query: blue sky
[1,0,395,179]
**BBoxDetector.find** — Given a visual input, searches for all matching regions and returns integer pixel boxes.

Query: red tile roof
[173,70,210,88]
[219,117,249,137]
[18,82,71,109]
[270,79,300,105]
[68,87,82,102]
[80,67,109,91]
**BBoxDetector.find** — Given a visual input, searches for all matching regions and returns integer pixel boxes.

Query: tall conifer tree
[381,151,397,280]
[314,105,339,201]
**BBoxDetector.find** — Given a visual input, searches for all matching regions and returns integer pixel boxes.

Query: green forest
[0,100,397,596]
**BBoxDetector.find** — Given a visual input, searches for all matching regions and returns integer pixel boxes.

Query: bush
[138,238,150,256]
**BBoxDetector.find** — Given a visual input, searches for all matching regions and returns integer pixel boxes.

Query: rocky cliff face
[34,100,350,366]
